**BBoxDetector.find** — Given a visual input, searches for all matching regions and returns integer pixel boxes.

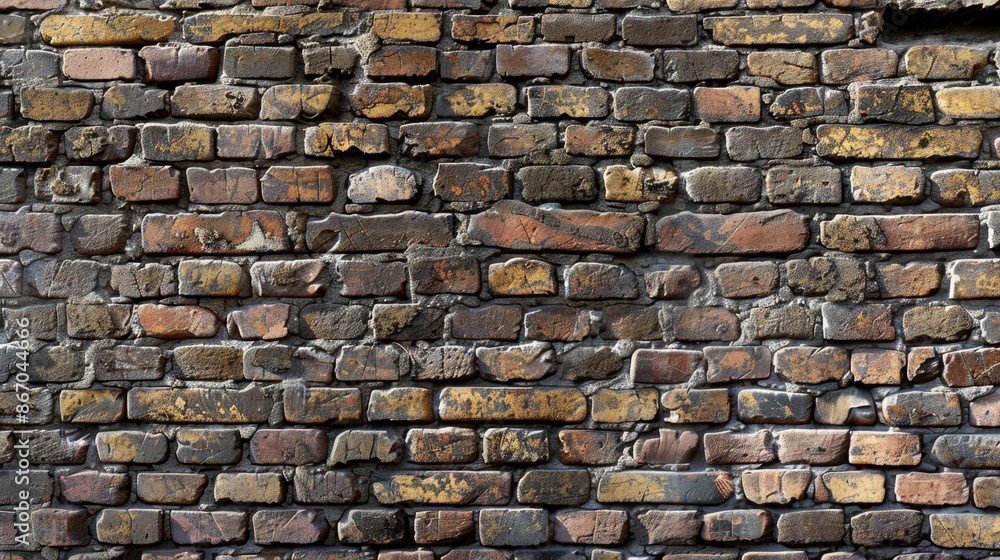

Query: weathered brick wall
[3,0,1000,557]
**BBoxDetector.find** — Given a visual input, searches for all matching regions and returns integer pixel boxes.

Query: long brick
[468,200,644,253]
[141,211,290,255]
[820,214,979,252]
[656,210,809,254]
[438,387,586,422]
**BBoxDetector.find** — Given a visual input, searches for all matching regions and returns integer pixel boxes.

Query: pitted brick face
[4,0,1000,557]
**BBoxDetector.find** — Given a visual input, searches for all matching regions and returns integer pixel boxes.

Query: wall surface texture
[4,0,1000,558]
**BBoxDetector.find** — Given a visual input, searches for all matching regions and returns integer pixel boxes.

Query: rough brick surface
[3,2,1000,558]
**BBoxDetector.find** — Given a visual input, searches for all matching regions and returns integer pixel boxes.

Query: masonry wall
[3,0,1000,558]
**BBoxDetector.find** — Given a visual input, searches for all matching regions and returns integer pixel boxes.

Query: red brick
[142,211,289,255]
[657,210,809,254]
[186,167,258,204]
[63,48,135,80]
[136,304,220,339]
[821,214,979,252]
[261,166,335,204]
[139,45,218,82]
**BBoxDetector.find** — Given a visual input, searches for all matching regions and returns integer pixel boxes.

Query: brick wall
[2,0,1000,557]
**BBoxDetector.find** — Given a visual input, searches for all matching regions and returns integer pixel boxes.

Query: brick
[338,509,406,544]
[777,429,849,465]
[453,305,522,340]
[726,126,803,161]
[774,346,848,384]
[142,211,289,254]
[604,165,677,202]
[452,14,533,43]
[776,510,845,545]
[765,166,842,205]
[902,304,973,342]
[975,477,1000,507]
[102,84,168,118]
[555,510,628,545]
[851,165,923,203]
[0,212,61,254]
[302,45,358,75]
[657,210,809,254]
[853,84,935,124]
[715,262,777,298]
[369,45,436,77]
[109,165,180,201]
[596,471,731,503]
[21,87,93,121]
[930,514,1000,548]
[223,45,295,79]
[622,15,697,46]
[407,428,477,464]
[95,508,162,545]
[484,428,548,463]
[663,388,731,424]
[821,48,897,84]
[414,511,475,544]
[217,125,295,159]
[702,510,770,543]
[705,14,853,45]
[895,472,968,506]
[850,431,921,466]
[661,50,738,83]
[851,510,923,546]
[373,471,510,505]
[41,14,175,46]
[128,387,272,423]
[400,121,479,157]
[368,387,433,422]
[489,123,558,157]
[527,86,609,118]
[139,45,218,82]
[305,123,390,156]
[140,123,214,161]
[170,511,247,545]
[183,13,345,43]
[440,50,493,81]
[592,388,658,423]
[260,84,337,120]
[737,389,812,424]
[747,51,817,85]
[254,509,328,545]
[330,430,401,464]
[814,471,884,504]
[171,84,259,119]
[645,126,719,158]
[693,86,760,123]
[684,166,760,203]
[820,213,979,251]
[673,307,739,342]
[439,387,586,422]
[636,510,701,545]
[630,349,700,384]
[634,429,698,466]
[581,48,654,82]
[96,431,168,463]
[65,126,136,162]
[470,200,642,253]
[942,348,1000,386]
[742,470,810,505]
[434,162,510,203]
[60,388,126,424]
[517,470,590,505]
[566,125,634,157]
[373,304,445,340]
[63,48,135,80]
[32,508,90,546]
[60,471,130,504]
[261,166,335,204]
[136,473,208,504]
[816,124,981,159]
[822,303,895,341]
[497,44,569,77]
[337,345,408,381]
[904,45,988,79]
[542,14,615,42]
[479,508,547,546]
[215,473,286,504]
[645,266,700,299]
[251,428,327,465]
[371,11,440,42]
[339,261,407,297]
[934,434,1000,468]
[850,349,904,385]
[186,167,257,204]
